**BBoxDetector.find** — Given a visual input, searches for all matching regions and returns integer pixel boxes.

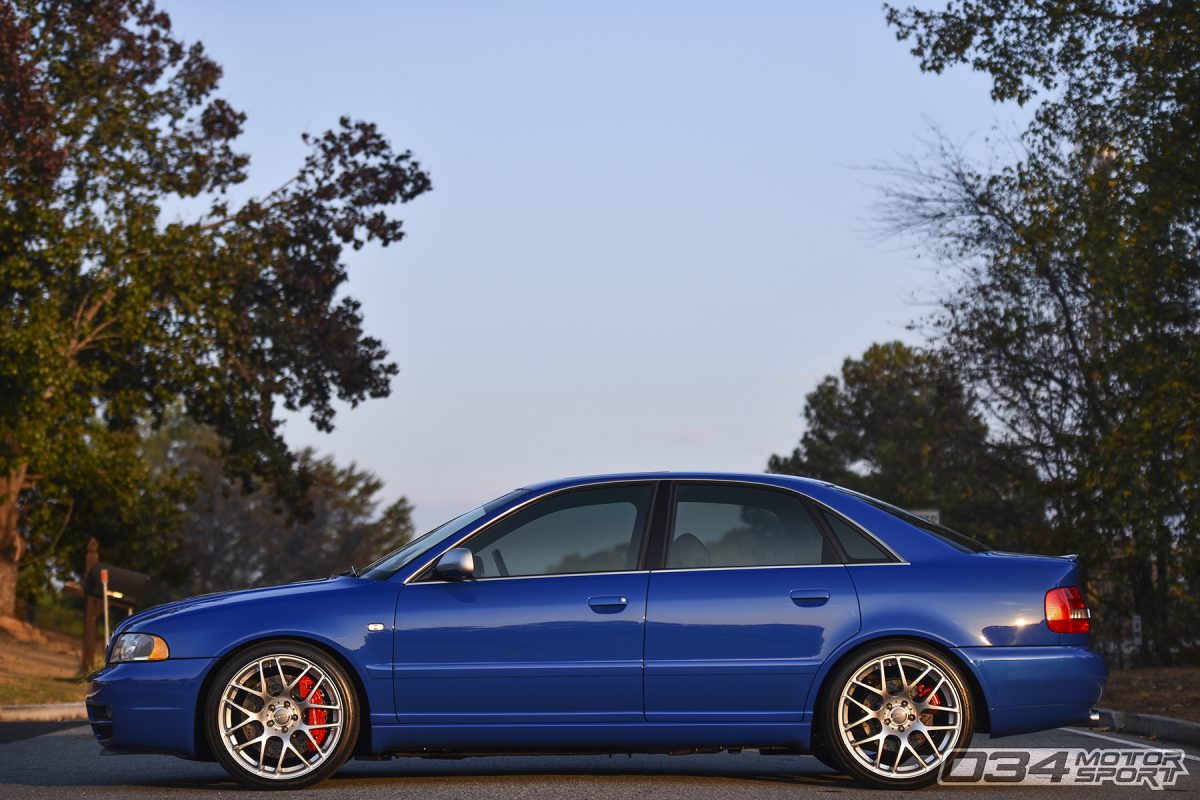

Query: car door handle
[790,589,831,607]
[588,595,628,612]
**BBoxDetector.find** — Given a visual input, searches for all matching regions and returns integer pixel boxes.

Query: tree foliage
[884,0,1200,661]
[768,342,1052,553]
[142,415,414,600]
[0,0,431,615]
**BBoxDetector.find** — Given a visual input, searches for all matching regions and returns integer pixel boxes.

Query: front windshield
[360,489,528,579]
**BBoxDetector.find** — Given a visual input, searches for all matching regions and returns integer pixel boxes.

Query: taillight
[1045,586,1091,634]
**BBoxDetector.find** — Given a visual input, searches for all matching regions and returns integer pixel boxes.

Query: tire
[821,640,973,789]
[809,734,846,774]
[205,640,359,789]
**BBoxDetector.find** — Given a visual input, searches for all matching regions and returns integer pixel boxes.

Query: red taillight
[1045,586,1091,634]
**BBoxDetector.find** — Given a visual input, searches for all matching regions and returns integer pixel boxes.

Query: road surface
[0,722,1195,798]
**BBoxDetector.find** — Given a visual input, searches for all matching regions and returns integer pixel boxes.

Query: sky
[158,1,1023,534]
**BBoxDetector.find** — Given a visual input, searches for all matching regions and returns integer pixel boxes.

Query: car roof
[519,471,833,494]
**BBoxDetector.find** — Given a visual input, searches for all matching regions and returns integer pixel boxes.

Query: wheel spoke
[233,733,267,753]
[222,697,257,718]
[846,695,875,714]
[892,737,905,771]
[288,664,312,691]
[910,665,933,690]
[301,728,323,753]
[918,729,942,759]
[843,713,874,731]
[852,679,884,696]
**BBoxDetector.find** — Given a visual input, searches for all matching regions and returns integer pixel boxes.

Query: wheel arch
[191,634,374,762]
[809,633,992,737]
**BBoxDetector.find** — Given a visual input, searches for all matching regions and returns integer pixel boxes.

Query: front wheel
[822,641,973,789]
[205,640,358,789]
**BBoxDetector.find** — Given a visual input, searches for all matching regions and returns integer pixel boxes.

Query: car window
[835,487,990,554]
[819,509,895,563]
[361,490,528,579]
[667,484,834,568]
[464,484,654,578]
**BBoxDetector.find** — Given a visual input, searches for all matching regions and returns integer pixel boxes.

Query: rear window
[836,488,990,554]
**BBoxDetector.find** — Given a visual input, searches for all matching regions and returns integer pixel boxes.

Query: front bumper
[87,658,216,757]
[956,645,1107,737]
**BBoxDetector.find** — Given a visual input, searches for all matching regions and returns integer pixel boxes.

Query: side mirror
[433,548,475,581]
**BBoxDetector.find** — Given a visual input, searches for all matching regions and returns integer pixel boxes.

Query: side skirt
[369,722,813,755]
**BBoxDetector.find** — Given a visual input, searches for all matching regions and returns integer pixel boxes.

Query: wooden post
[82,537,99,672]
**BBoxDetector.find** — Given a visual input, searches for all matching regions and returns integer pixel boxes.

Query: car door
[393,482,656,724]
[644,481,862,722]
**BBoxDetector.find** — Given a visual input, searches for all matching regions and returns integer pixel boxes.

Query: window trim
[408,480,662,584]
[806,498,903,565]
[405,477,907,584]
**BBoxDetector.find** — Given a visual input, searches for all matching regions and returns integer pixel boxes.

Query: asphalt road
[0,723,1196,798]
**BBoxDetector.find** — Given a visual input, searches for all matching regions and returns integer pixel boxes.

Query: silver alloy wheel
[836,652,964,779]
[216,653,345,780]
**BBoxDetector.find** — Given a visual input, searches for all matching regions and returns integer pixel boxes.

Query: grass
[1102,667,1200,723]
[0,623,88,706]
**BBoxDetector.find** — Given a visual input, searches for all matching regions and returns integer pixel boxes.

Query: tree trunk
[0,466,28,619]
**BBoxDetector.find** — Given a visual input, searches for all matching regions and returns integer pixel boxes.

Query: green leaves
[768,342,1053,553]
[883,0,1200,662]
[0,1,430,615]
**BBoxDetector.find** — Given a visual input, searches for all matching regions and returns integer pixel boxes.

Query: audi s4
[88,472,1106,788]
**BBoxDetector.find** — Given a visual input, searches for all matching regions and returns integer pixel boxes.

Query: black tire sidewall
[205,639,359,789]
[821,640,973,789]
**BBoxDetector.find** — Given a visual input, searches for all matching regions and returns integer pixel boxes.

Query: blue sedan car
[88,472,1106,789]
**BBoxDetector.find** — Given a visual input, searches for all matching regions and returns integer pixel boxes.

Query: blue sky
[159,1,1021,533]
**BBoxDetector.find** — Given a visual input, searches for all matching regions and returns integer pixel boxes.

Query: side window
[667,484,834,569]
[819,509,894,563]
[464,484,653,578]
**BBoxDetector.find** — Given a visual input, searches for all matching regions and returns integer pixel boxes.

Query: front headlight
[109,633,170,664]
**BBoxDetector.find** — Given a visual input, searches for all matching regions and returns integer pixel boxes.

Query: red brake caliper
[298,675,328,751]
[916,683,942,707]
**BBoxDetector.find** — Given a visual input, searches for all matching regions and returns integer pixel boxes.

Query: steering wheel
[492,549,510,577]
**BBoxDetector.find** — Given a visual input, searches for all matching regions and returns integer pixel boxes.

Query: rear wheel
[205,640,358,789]
[822,641,972,788]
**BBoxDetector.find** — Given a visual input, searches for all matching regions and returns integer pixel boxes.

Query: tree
[0,0,431,616]
[142,415,414,599]
[767,342,1052,553]
[883,1,1200,661]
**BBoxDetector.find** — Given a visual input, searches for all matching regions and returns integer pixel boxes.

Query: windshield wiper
[339,565,360,578]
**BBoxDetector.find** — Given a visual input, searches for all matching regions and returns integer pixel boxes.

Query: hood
[116,577,339,634]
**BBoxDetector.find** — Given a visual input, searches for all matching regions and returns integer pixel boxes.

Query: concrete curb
[0,702,87,722]
[1098,708,1200,748]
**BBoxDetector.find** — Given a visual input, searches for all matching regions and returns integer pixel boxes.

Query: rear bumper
[955,645,1107,737]
[86,658,215,757]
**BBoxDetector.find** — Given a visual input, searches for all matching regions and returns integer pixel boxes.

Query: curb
[0,702,88,722]
[1097,708,1200,748]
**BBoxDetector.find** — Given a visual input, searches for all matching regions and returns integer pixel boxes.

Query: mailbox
[84,563,151,607]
